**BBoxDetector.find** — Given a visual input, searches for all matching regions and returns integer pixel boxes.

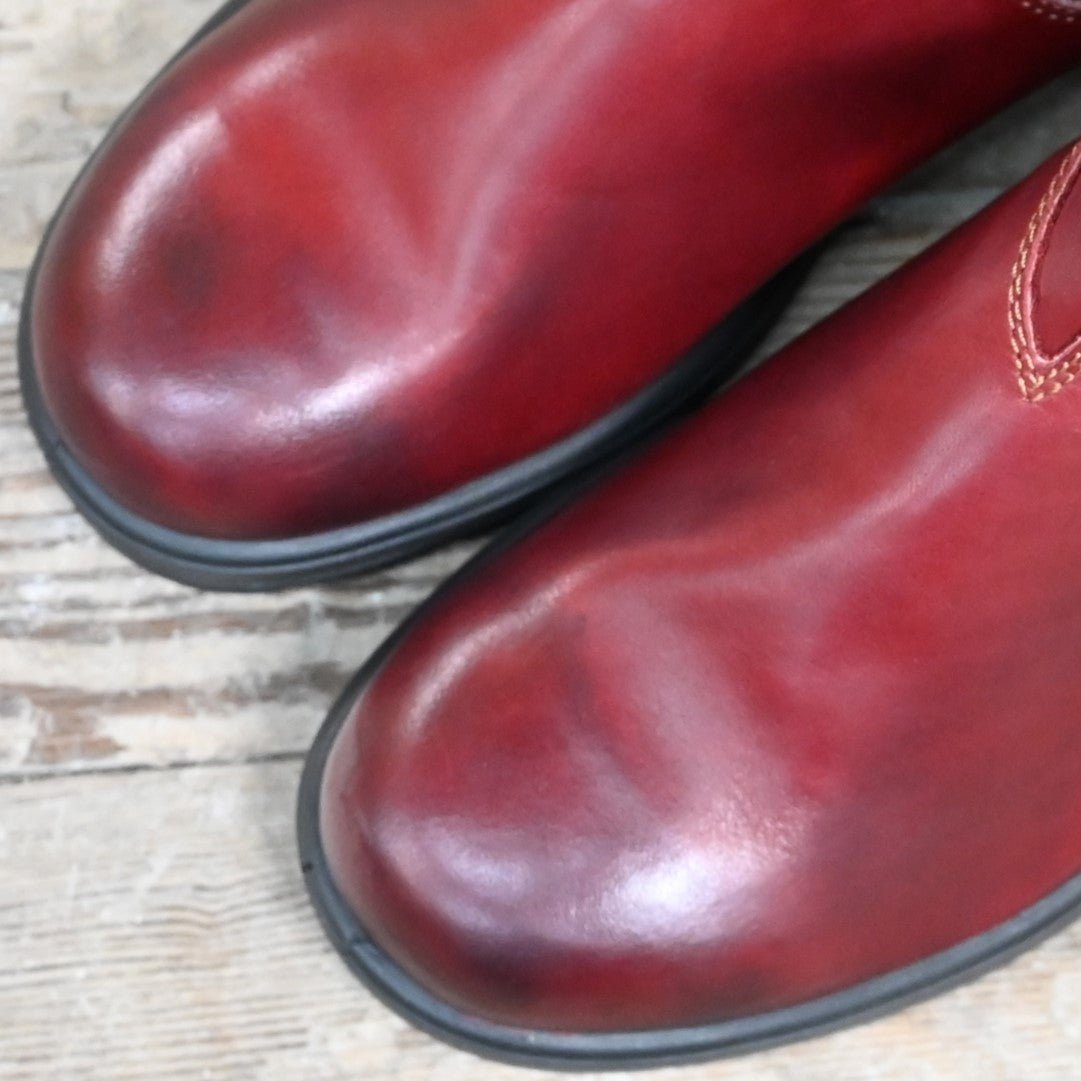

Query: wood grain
[4,763,1081,1081]
[2,1,1081,1076]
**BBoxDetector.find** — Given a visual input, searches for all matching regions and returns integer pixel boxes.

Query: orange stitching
[1018,0,1081,23]
[1009,142,1081,403]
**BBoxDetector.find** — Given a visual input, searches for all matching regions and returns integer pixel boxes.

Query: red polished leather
[30,0,1081,539]
[320,143,1081,1032]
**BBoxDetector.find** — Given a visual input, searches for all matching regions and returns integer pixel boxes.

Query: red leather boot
[301,139,1081,1067]
[20,0,1081,588]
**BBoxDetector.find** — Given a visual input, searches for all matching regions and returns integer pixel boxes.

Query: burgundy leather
[319,143,1081,1033]
[30,0,1081,539]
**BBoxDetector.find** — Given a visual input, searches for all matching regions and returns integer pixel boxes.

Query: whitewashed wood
[3,763,1081,1081]
[3,1,1081,1077]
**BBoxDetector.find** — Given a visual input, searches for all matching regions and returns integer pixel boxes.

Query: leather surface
[320,144,1081,1033]
[30,0,1081,539]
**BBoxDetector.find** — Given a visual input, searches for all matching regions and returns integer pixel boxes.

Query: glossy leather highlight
[29,0,1081,540]
[318,144,1081,1035]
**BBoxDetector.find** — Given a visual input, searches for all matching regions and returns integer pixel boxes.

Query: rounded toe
[314,571,827,1034]
[25,7,427,543]
[310,485,1081,1042]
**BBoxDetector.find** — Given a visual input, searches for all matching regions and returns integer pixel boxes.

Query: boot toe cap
[315,582,828,1033]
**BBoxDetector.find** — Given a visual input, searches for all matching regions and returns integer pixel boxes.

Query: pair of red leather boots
[20,0,1081,1068]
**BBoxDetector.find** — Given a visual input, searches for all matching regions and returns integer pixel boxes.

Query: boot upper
[29,0,1081,539]
[318,143,1081,1032]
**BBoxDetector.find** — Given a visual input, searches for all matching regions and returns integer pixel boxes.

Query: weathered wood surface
[3,2,1081,1077]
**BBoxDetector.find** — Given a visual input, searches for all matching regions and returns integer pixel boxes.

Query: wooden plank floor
[4,3,1081,1077]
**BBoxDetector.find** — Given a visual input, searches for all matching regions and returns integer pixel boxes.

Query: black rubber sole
[17,0,812,592]
[297,529,1081,1070]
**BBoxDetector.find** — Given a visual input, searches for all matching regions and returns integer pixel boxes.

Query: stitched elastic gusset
[1018,0,1081,24]
[1009,142,1081,403]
